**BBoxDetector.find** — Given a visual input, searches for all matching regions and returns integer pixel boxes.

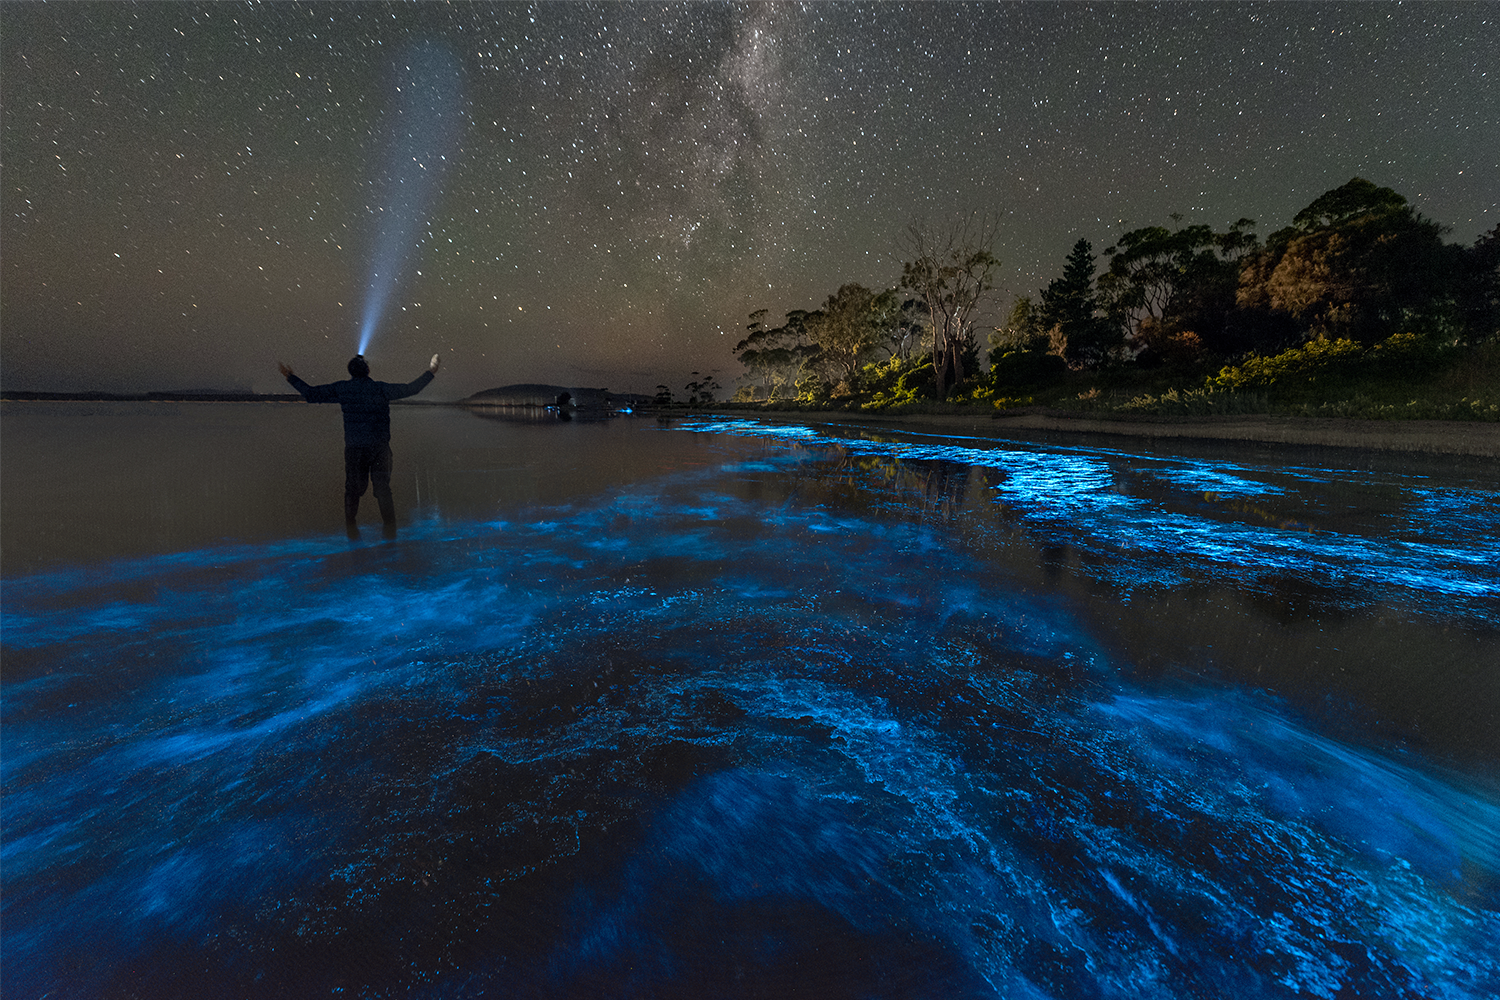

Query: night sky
[3,2,1496,399]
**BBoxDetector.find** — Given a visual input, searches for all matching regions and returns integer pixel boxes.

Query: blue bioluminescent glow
[3,415,1497,997]
[673,418,1500,615]
[356,43,464,356]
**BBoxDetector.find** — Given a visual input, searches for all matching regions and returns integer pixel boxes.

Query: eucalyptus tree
[732,307,821,400]
[684,372,721,406]
[990,295,1046,354]
[898,211,1002,399]
[1097,218,1258,358]
[886,297,929,360]
[805,283,902,389]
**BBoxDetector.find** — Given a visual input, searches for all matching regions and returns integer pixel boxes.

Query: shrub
[1365,330,1453,375]
[1211,337,1365,392]
[1210,331,1462,400]
[795,369,831,404]
[1118,387,1270,416]
[860,357,935,410]
[949,382,1036,408]
[986,347,1068,388]
[1287,396,1499,421]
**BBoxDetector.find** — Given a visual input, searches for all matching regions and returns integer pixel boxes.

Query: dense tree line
[729,179,1498,407]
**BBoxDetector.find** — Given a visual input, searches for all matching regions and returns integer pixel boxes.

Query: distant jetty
[461,384,647,410]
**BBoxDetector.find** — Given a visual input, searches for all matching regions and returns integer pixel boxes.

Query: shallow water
[3,404,1498,998]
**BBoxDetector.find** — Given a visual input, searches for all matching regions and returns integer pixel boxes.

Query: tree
[990,295,1046,355]
[805,283,901,390]
[1097,218,1257,360]
[981,294,1065,387]
[684,371,720,406]
[1290,177,1408,231]
[1236,178,1458,346]
[1040,238,1117,368]
[732,308,820,400]
[1456,225,1500,344]
[884,297,929,360]
[899,211,1002,399]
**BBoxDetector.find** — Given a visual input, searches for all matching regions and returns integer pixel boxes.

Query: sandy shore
[711,408,1500,458]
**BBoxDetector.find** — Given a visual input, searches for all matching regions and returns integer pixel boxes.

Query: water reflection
[2,409,1497,998]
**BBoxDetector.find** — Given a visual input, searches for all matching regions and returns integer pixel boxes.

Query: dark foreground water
[3,403,1498,999]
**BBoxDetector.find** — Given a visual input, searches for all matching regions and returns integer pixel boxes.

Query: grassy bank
[1060,335,1500,422]
[655,337,1500,456]
[715,336,1500,424]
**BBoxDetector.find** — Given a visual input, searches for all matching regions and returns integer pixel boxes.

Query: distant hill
[462,384,649,409]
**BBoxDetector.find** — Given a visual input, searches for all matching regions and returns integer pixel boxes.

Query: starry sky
[3,2,1496,398]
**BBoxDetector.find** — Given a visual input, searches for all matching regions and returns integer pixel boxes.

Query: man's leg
[344,445,370,537]
[371,444,396,538]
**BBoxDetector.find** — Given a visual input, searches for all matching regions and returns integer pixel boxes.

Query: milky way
[2,2,1495,396]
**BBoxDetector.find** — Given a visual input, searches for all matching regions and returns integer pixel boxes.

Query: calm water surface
[3,402,1498,998]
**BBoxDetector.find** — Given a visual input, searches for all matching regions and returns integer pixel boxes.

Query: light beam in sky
[358,43,465,356]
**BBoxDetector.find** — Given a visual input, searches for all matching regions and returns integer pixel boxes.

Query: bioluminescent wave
[673,418,1500,616]
[357,42,464,355]
[3,416,1497,998]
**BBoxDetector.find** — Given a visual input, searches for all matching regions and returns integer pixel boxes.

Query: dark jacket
[286,371,434,447]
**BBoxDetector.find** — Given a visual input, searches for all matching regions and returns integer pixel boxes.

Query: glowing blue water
[681,418,1500,611]
[357,42,464,355]
[3,415,1497,998]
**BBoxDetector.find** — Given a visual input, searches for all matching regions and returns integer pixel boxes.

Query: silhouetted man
[278,353,440,539]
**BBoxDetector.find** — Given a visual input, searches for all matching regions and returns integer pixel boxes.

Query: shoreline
[689,407,1500,459]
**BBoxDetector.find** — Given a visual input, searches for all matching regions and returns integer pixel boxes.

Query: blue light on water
[3,420,1498,997]
[356,43,464,356]
[674,418,1500,615]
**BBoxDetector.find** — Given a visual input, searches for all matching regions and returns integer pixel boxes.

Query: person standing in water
[277,353,440,539]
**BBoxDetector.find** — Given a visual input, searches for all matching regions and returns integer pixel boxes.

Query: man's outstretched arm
[382,354,441,400]
[277,361,337,402]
